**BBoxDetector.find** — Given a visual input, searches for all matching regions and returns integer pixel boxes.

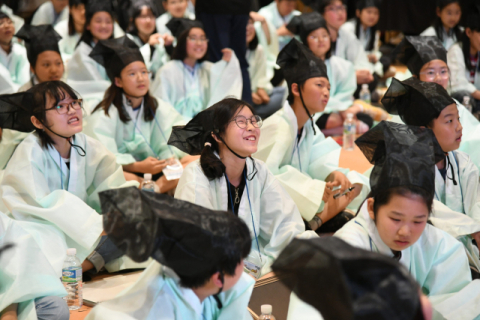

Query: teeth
[245,137,256,141]
[68,117,79,123]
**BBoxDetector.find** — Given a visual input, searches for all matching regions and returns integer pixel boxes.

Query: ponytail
[200,135,226,180]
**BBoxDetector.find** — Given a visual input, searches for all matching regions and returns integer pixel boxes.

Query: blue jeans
[35,296,69,320]
[86,236,124,273]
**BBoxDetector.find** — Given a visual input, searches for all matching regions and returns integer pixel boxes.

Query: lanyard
[291,133,303,171]
[225,171,262,262]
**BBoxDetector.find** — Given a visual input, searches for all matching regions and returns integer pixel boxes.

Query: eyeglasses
[137,14,155,21]
[325,4,347,13]
[187,36,209,44]
[125,69,151,79]
[231,115,263,129]
[46,99,83,115]
[419,69,449,81]
[0,19,13,28]
[308,34,330,42]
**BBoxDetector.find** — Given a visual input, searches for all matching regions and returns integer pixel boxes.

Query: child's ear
[291,83,300,98]
[367,197,375,221]
[114,77,123,88]
[436,7,442,18]
[211,271,223,289]
[31,116,44,130]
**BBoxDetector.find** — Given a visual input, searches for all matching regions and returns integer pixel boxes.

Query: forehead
[189,27,205,36]
[37,50,63,60]
[421,59,448,70]
[439,103,458,116]
[92,11,112,20]
[326,0,343,8]
[0,17,12,23]
[235,105,253,117]
[309,27,329,35]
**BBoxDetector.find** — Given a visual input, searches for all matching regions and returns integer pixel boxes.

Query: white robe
[333,203,480,320]
[31,1,69,27]
[421,26,463,50]
[155,11,195,36]
[175,157,318,276]
[258,1,300,50]
[341,20,384,76]
[66,41,109,81]
[0,43,30,89]
[0,211,67,320]
[254,102,370,221]
[85,261,254,320]
[334,27,373,73]
[150,55,242,121]
[54,19,81,64]
[247,44,273,94]
[127,34,168,76]
[324,55,356,112]
[0,133,137,276]
[447,43,480,94]
[86,97,185,165]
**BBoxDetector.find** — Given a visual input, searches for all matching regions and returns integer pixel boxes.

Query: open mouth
[244,135,256,141]
[68,117,79,124]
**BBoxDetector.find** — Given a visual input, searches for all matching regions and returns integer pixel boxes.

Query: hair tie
[204,142,212,147]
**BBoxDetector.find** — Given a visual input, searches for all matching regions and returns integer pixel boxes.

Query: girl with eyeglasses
[150,18,242,121]
[171,97,318,278]
[254,39,369,234]
[88,36,196,194]
[126,0,170,78]
[0,81,138,278]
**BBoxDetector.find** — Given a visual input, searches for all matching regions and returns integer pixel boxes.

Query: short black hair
[372,186,433,218]
[171,27,209,62]
[127,3,158,37]
[28,81,80,148]
[300,28,332,60]
[318,0,345,14]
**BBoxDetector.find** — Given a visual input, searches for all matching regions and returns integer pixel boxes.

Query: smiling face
[323,0,347,30]
[368,194,429,252]
[306,27,331,60]
[115,61,150,98]
[70,3,86,26]
[357,6,379,28]
[221,106,261,158]
[418,59,449,89]
[164,0,188,18]
[0,17,14,45]
[135,6,156,36]
[87,11,114,42]
[437,2,461,30]
[429,103,462,152]
[185,27,208,61]
[34,51,64,82]
[41,91,83,138]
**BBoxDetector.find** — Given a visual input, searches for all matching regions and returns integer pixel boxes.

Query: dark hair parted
[318,0,345,14]
[372,186,433,217]
[200,98,257,181]
[68,0,85,36]
[178,220,251,289]
[171,27,209,62]
[77,10,114,48]
[302,28,332,60]
[28,81,80,148]
[127,4,158,38]
[434,0,462,47]
[355,17,377,52]
[93,83,158,123]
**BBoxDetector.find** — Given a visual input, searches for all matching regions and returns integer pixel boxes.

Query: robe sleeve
[214,273,255,320]
[457,151,480,223]
[174,162,216,210]
[207,52,243,106]
[333,218,372,250]
[254,19,280,79]
[447,44,477,94]
[341,30,373,72]
[430,200,480,238]
[249,45,273,94]
[286,293,324,320]
[326,58,356,112]
[0,62,18,94]
[150,63,175,107]
[0,129,29,169]
[66,43,109,81]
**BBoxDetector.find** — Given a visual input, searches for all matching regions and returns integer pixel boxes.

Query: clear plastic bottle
[359,84,371,104]
[343,113,356,151]
[259,305,276,320]
[141,173,156,192]
[62,248,83,310]
[463,96,473,114]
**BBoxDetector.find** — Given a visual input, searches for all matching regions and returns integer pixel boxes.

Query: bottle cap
[144,173,152,180]
[346,113,354,119]
[362,84,369,90]
[261,305,272,314]
[67,248,77,256]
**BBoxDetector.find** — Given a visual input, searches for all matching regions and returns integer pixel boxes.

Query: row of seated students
[1,0,480,319]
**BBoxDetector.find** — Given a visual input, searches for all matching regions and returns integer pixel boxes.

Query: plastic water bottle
[343,113,356,151]
[62,248,83,310]
[260,305,276,320]
[359,84,371,104]
[463,96,473,114]
[141,173,156,192]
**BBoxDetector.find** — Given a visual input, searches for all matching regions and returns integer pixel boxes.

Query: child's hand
[257,88,270,104]
[249,11,266,23]
[148,33,162,46]
[367,53,378,64]
[252,92,262,105]
[221,48,233,62]
[355,70,374,84]
[162,34,174,46]
[138,157,167,174]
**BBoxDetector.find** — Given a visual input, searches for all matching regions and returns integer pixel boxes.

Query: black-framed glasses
[46,99,83,115]
[231,115,263,129]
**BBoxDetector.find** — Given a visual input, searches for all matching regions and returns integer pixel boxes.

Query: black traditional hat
[166,18,204,39]
[286,12,327,43]
[99,187,251,278]
[391,36,446,76]
[356,0,382,10]
[381,77,455,127]
[89,36,145,82]
[85,0,114,23]
[271,237,423,320]
[70,0,85,6]
[15,25,62,66]
[0,92,36,133]
[0,11,10,20]
[355,121,444,196]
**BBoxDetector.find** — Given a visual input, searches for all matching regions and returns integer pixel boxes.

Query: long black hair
[462,12,480,72]
[68,0,85,36]
[127,2,158,40]
[171,27,209,63]
[433,0,462,45]
[76,9,114,48]
[355,17,377,52]
[200,98,257,181]
[28,81,80,148]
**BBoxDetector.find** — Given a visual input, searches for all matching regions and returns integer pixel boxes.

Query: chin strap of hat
[298,85,316,135]
[445,152,457,186]
[42,124,86,157]
[212,272,224,309]
[212,130,246,160]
